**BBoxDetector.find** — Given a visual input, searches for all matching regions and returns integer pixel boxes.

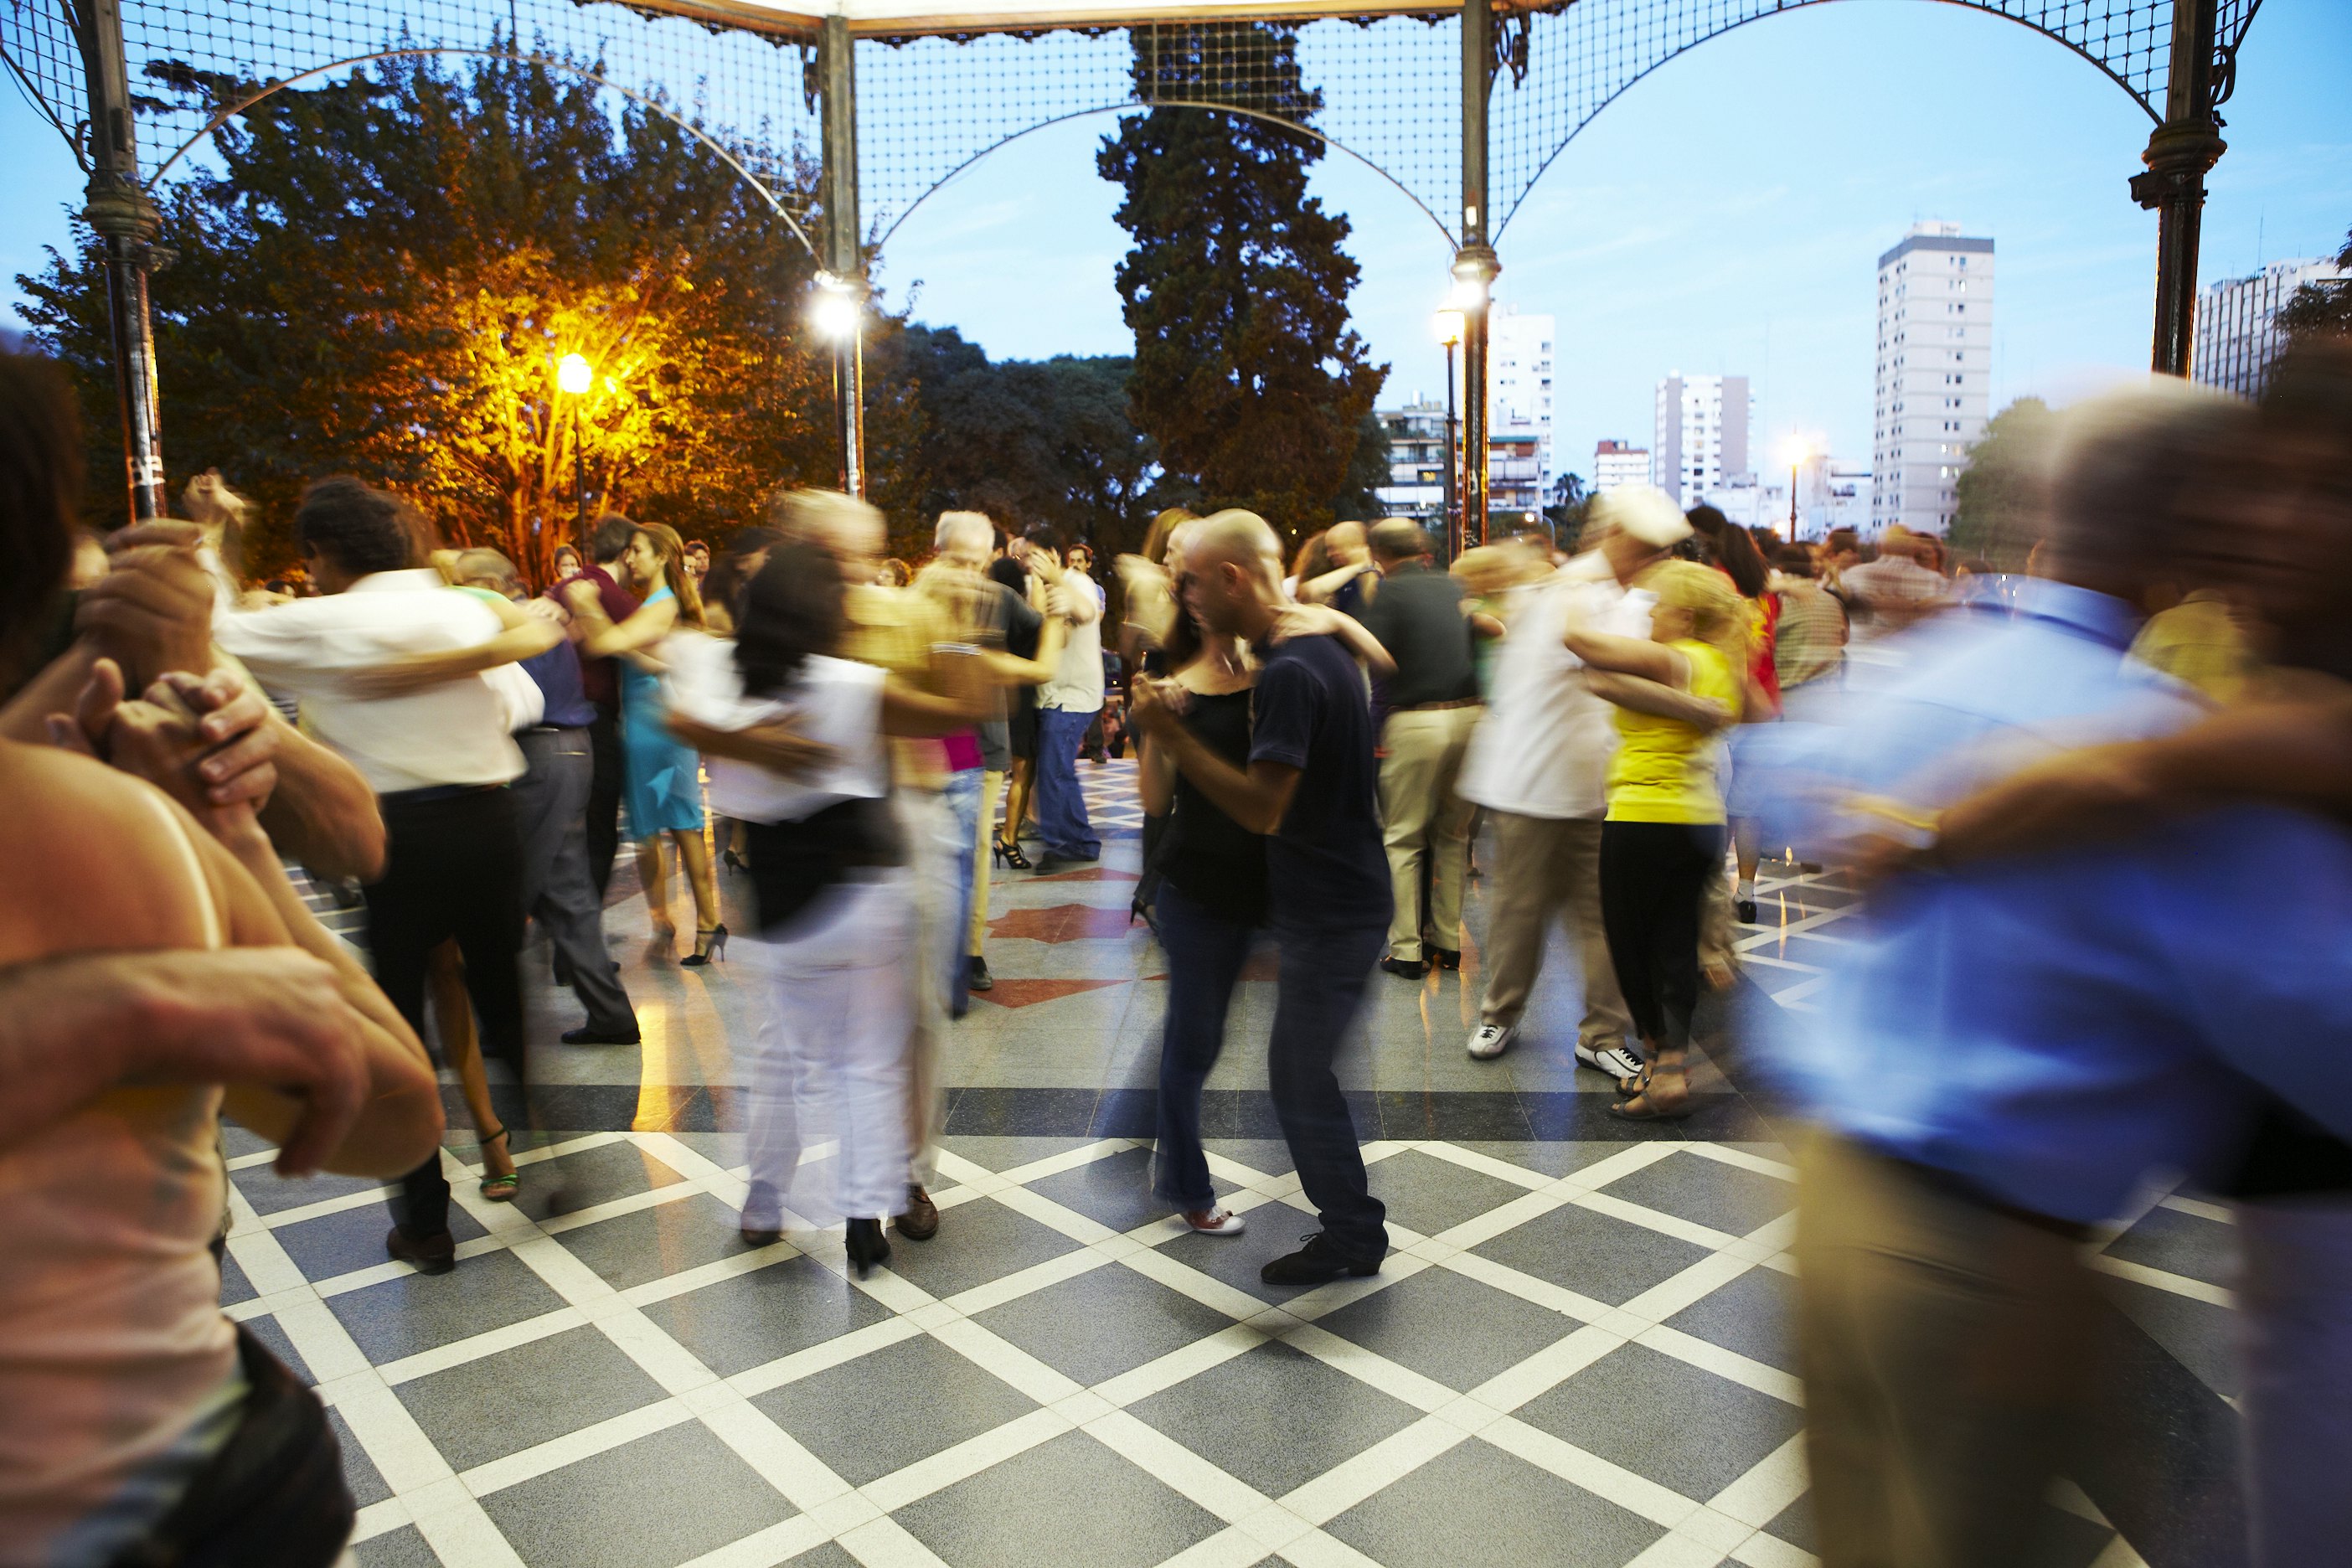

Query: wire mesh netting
[2,0,821,219]
[2,0,2268,262]
[856,16,1461,247]
[1489,0,2258,238]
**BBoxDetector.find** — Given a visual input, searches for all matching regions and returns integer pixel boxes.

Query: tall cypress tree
[1097,24,1387,535]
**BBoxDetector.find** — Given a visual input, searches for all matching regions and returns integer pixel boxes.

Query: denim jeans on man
[941,766,984,1014]
[1152,885,1255,1209]
[1266,912,1390,1258]
[1034,706,1101,860]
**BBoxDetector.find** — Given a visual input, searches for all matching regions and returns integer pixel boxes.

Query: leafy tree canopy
[2274,225,2352,344]
[1096,23,1387,536]
[1949,396,2055,571]
[20,52,837,582]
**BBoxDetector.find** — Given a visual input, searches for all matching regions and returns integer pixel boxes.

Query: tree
[19,52,835,582]
[1096,23,1387,535]
[2274,225,2352,343]
[1949,397,2055,570]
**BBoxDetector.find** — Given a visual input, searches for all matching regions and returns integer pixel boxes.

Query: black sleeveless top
[1154,686,1267,926]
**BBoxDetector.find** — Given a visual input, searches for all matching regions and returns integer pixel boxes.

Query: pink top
[942,731,983,773]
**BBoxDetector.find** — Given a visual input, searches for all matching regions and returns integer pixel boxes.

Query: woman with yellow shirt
[1565,560,1746,1121]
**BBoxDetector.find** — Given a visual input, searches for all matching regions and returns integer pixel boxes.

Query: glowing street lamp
[1777,432,1816,534]
[810,272,869,496]
[557,353,596,530]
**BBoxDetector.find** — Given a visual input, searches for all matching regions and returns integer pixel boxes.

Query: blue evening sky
[7,0,2347,482]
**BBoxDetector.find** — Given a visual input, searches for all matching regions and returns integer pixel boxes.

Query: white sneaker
[1467,1022,1515,1060]
[1182,1207,1246,1236]
[1576,1039,1646,1080]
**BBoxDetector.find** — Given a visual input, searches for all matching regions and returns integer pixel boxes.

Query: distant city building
[1705,455,1870,543]
[1490,305,1557,507]
[1653,374,1752,509]
[2193,257,2344,398]
[1592,440,1649,494]
[1873,220,1993,536]
[1375,400,1448,520]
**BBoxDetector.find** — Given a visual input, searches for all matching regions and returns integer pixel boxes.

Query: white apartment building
[1592,440,1649,494]
[1653,374,1752,510]
[2193,256,2344,398]
[1375,400,1448,519]
[1873,221,1993,536]
[1490,304,1557,501]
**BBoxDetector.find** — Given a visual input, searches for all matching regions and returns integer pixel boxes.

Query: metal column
[2133,0,2225,377]
[79,0,167,521]
[818,15,868,498]
[1455,0,1499,547]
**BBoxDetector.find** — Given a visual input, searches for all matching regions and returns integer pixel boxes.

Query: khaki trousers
[1794,1131,2100,1568]
[1378,705,1481,962]
[1475,812,1632,1045]
[969,769,1005,957]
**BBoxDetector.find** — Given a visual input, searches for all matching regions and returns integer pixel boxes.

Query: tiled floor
[228,759,2236,1568]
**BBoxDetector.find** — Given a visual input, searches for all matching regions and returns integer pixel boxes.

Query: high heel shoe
[994,837,1032,870]
[647,917,678,961]
[844,1216,890,1278]
[722,847,746,875]
[477,1124,519,1202]
[681,923,729,967]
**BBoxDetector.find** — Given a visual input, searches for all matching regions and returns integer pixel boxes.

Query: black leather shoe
[562,1025,642,1045]
[386,1225,456,1275]
[1736,898,1759,924]
[1379,956,1427,980]
[967,956,993,993]
[1430,947,1462,971]
[740,1224,781,1248]
[1260,1232,1383,1286]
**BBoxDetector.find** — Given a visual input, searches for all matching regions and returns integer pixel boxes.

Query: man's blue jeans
[1153,885,1254,1210]
[942,766,983,1014]
[1267,909,1389,1261]
[1034,706,1101,860]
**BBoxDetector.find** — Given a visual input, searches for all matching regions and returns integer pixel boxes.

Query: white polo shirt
[1037,575,1106,714]
[214,570,525,795]
[665,639,889,825]
[1457,552,1655,821]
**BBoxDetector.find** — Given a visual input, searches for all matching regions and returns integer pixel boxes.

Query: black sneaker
[1260,1232,1384,1286]
[967,955,993,993]
[1379,956,1427,980]
[563,1024,642,1045]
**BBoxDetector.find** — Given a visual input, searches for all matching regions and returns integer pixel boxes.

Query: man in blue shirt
[454,550,639,1047]
[1131,510,1392,1284]
[1738,384,2352,1567]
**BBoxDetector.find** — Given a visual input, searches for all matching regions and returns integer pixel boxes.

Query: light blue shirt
[1739,580,2352,1224]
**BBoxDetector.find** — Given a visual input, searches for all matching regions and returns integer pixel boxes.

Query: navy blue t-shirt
[1248,633,1391,925]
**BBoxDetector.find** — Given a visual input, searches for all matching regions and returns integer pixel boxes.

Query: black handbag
[109,1324,355,1568]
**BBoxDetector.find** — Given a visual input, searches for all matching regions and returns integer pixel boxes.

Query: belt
[379,782,502,806]
[524,723,591,735]
[1397,698,1483,711]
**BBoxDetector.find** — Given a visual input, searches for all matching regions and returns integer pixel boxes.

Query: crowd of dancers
[2,333,2349,1567]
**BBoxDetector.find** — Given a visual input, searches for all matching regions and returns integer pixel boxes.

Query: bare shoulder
[0,742,218,962]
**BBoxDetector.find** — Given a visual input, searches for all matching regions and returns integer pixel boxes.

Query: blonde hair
[1643,559,1748,673]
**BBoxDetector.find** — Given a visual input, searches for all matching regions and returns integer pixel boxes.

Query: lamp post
[809,274,867,498]
[1433,307,1464,560]
[1777,434,1813,539]
[558,352,593,534]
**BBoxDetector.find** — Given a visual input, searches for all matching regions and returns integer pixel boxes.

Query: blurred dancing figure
[1356,520,1483,979]
[1029,533,1106,870]
[1564,559,1745,1121]
[214,477,546,1272]
[1742,378,2352,1568]
[0,350,439,1568]
[552,515,641,896]
[1131,510,1392,1284]
[668,540,916,1275]
[565,521,723,964]
[1460,488,1689,1068]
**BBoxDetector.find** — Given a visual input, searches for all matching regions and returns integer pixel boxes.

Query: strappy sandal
[477,1124,520,1202]
[1609,1068,1694,1122]
[995,837,1033,870]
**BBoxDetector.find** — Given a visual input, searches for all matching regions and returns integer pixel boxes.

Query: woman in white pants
[668,537,980,1275]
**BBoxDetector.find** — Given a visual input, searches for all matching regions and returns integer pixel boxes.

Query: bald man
[1130,510,1391,1283]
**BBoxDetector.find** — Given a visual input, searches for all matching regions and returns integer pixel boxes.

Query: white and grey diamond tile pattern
[218,1131,2157,1568]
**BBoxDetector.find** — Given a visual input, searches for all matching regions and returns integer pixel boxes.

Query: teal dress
[620,586,705,837]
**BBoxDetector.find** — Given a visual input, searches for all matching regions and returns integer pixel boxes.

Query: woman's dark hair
[0,351,82,680]
[1772,545,1816,578]
[987,554,1028,596]
[735,537,846,699]
[1684,503,1768,597]
[703,525,778,625]
[295,476,426,577]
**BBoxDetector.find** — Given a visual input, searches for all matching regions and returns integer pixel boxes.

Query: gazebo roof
[647,0,1465,40]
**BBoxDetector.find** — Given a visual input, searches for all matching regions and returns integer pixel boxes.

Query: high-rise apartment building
[2193,257,2344,398]
[1490,304,1557,504]
[1873,220,1992,536]
[1653,374,1751,509]
[1592,440,1649,494]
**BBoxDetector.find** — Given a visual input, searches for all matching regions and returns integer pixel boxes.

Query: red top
[1747,591,1782,715]
[551,565,641,712]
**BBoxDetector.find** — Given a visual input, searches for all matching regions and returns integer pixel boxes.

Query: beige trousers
[1795,1131,2100,1568]
[1378,705,1481,962]
[969,769,1005,957]
[1474,812,1632,1045]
